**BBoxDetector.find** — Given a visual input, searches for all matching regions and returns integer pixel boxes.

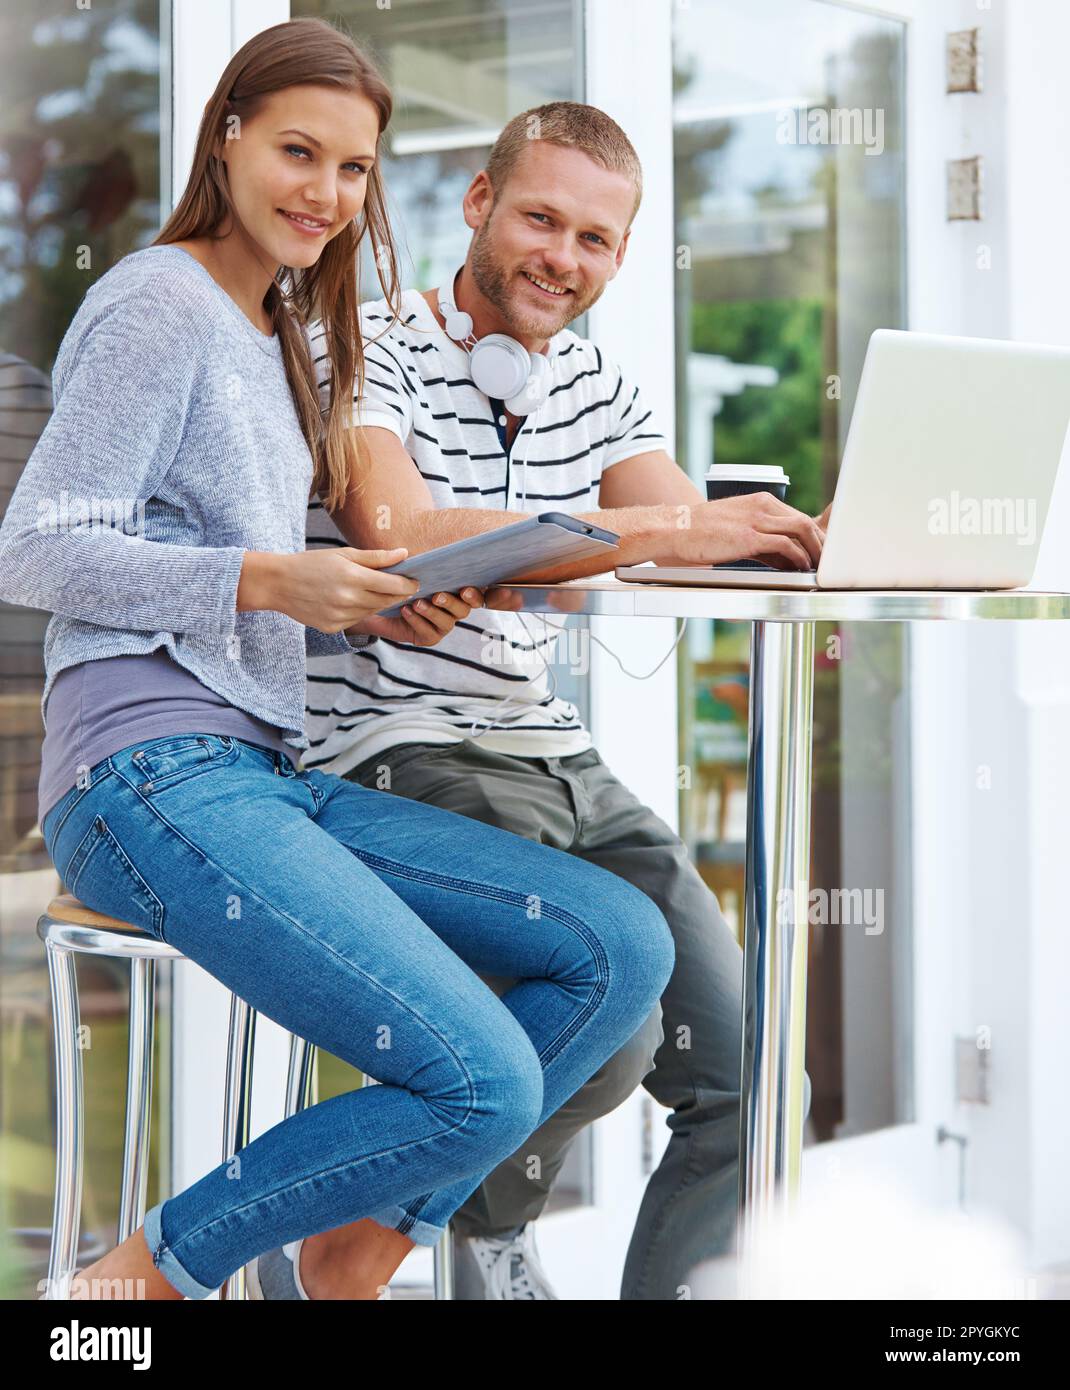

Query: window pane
[672,0,911,1145]
[0,0,167,1298]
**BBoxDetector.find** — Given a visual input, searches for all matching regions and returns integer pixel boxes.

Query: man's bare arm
[329,428,825,580]
[330,430,698,582]
[599,448,833,539]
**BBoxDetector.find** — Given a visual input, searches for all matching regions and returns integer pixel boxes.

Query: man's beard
[468,222,602,338]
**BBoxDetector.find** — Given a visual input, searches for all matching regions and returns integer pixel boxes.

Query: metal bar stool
[285,1033,455,1299]
[37,894,256,1301]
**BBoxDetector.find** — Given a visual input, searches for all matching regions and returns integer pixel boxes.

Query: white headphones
[437,266,552,415]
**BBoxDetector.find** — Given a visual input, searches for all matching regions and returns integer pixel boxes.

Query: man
[303,102,824,1300]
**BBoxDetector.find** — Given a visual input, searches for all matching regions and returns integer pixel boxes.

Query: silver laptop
[617,328,1070,591]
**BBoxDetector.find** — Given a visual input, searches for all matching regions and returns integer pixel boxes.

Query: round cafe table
[504,578,1070,1254]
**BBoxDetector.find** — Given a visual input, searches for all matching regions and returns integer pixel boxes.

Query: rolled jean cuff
[368,1202,447,1248]
[143,1201,217,1300]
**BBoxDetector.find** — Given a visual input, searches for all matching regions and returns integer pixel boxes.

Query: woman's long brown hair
[154,17,400,513]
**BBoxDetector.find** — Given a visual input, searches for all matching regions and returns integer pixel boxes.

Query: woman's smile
[278,208,330,236]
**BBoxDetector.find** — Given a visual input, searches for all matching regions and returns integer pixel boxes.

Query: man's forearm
[370,503,684,583]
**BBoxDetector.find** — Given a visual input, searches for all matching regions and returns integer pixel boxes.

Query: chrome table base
[737,620,814,1258]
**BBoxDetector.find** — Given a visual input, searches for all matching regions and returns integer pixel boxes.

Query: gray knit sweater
[0,244,367,757]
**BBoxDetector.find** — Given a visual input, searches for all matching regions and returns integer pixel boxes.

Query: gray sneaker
[246,1241,309,1300]
[453,1223,558,1300]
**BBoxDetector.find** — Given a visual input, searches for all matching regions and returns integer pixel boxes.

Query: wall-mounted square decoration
[947,27,983,94]
[947,155,984,221]
[955,1036,990,1105]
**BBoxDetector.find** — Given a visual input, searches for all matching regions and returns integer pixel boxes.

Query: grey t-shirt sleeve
[0,284,246,633]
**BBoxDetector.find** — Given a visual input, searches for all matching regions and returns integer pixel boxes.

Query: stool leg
[219,995,257,1301]
[118,956,155,1244]
[44,940,83,1300]
[433,1227,455,1300]
[285,1033,315,1117]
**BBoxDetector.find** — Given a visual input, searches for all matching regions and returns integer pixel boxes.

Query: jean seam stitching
[110,766,221,865]
[396,1192,436,1233]
[346,847,610,1069]
[63,815,107,894]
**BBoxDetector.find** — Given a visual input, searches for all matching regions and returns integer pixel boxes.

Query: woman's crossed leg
[47,737,673,1297]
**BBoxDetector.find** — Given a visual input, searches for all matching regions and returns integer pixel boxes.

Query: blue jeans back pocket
[64,815,166,941]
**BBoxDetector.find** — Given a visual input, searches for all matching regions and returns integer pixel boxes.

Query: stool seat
[45,894,152,934]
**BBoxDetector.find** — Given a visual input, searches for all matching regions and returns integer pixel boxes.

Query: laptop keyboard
[713,559,816,574]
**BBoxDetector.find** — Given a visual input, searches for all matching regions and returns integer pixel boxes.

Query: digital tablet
[377,512,620,617]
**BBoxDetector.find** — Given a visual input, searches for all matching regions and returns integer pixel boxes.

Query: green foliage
[690,297,827,516]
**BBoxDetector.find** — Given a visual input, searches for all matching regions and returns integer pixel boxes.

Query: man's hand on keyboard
[665,493,826,571]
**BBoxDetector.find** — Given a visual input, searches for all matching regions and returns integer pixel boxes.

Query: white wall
[980,0,1070,1268]
[909,0,1070,1266]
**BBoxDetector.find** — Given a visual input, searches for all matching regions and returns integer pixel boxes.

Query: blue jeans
[41,734,674,1299]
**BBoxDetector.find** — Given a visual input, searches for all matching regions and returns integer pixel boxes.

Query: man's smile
[520,270,572,298]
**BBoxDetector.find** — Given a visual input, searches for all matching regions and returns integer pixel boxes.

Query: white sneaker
[454,1223,558,1300]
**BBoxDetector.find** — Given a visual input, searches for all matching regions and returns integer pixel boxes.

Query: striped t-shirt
[302,288,667,777]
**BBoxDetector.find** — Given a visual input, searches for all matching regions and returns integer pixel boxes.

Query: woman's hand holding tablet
[375,512,621,618]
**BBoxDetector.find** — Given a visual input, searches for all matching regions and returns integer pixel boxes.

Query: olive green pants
[348,739,745,1300]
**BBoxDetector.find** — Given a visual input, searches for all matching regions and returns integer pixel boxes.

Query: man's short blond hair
[484,101,643,230]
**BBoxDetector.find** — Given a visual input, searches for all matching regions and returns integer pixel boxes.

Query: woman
[0,18,673,1300]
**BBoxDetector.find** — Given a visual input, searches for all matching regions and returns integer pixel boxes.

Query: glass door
[671,0,917,1164]
[0,0,171,1299]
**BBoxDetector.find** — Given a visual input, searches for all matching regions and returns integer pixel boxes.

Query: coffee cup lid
[705,463,790,485]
